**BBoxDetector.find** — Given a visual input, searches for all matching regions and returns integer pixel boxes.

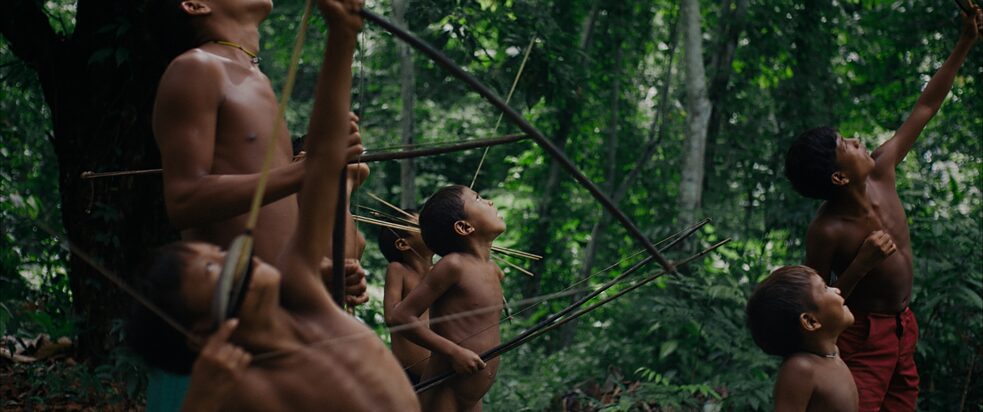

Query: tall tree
[1,0,175,361]
[678,0,712,226]
[392,0,417,208]
[558,10,679,348]
[520,1,600,301]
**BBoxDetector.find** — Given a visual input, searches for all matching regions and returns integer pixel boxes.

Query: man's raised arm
[276,0,364,310]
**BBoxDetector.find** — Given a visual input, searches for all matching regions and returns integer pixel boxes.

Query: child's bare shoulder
[433,253,475,270]
[778,354,818,382]
[386,261,410,274]
[807,208,847,241]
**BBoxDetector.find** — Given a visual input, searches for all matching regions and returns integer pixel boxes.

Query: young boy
[128,1,420,410]
[391,185,506,411]
[379,211,435,384]
[784,8,980,410]
[746,266,858,412]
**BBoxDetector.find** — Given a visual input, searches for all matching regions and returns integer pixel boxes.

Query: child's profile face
[459,188,506,236]
[807,274,854,331]
[833,133,875,182]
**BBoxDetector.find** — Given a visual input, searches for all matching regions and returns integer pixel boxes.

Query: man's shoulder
[161,49,226,84]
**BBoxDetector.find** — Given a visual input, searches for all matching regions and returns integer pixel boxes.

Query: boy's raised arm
[390,258,486,374]
[873,8,980,172]
[276,0,363,310]
[154,55,305,230]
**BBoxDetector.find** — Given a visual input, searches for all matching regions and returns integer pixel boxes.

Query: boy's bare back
[774,354,858,412]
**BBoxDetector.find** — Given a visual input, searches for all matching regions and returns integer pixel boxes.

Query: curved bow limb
[359,9,676,274]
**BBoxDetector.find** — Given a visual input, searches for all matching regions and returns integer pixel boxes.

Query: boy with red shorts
[784,7,981,410]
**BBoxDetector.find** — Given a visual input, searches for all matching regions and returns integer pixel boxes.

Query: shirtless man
[379,210,434,384]
[129,1,420,409]
[784,8,980,410]
[746,266,859,412]
[146,0,367,407]
[391,185,506,411]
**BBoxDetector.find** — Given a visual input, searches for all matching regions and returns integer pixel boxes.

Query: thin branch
[80,134,530,180]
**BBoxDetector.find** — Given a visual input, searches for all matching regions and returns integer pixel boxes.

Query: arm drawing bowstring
[351,8,733,394]
[394,218,712,377]
[353,198,713,383]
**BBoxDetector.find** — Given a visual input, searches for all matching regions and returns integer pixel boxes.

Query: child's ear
[831,171,850,186]
[453,220,475,236]
[395,238,411,251]
[180,0,211,16]
[799,312,822,332]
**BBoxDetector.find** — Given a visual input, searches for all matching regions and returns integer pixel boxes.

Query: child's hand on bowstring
[345,112,364,164]
[343,259,369,306]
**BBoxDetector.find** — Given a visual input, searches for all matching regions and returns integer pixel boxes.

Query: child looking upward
[391,185,506,411]
[784,8,980,410]
[379,211,435,384]
[747,266,858,412]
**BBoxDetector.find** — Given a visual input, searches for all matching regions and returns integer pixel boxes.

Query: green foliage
[2,0,981,409]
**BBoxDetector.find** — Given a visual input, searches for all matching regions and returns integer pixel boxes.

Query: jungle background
[1,0,981,410]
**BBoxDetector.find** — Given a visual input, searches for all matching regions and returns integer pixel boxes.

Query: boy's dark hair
[785,126,839,200]
[127,242,199,375]
[420,185,469,257]
[376,208,418,263]
[145,0,198,63]
[745,265,818,357]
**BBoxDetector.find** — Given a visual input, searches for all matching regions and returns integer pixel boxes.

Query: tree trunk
[556,45,621,348]
[678,0,712,228]
[393,0,417,209]
[520,3,601,301]
[703,0,749,195]
[3,0,178,362]
[555,11,680,349]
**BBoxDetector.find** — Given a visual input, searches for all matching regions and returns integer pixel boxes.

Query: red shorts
[836,307,919,412]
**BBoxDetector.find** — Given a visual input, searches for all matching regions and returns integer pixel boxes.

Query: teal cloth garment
[147,368,190,412]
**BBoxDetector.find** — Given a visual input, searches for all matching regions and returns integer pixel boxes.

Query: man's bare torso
[811,175,914,314]
[176,50,298,259]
